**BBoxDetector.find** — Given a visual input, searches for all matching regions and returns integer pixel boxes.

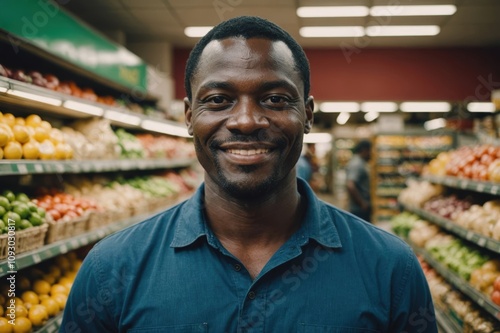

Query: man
[346,140,372,222]
[61,16,437,332]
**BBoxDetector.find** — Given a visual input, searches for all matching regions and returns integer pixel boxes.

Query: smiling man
[61,16,437,333]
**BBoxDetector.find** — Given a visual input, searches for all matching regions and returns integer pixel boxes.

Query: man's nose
[225,97,270,134]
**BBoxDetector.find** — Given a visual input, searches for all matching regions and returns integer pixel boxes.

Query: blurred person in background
[346,139,372,222]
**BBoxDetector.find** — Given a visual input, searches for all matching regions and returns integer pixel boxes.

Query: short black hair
[353,140,371,154]
[184,16,310,101]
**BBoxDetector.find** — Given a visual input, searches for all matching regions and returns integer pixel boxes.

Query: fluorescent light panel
[300,26,364,38]
[320,102,360,113]
[364,111,379,122]
[63,100,104,116]
[370,5,457,17]
[7,89,62,106]
[104,110,141,126]
[304,133,332,144]
[297,6,369,18]
[337,112,350,125]
[361,102,398,112]
[467,102,496,113]
[0,87,7,93]
[141,119,190,138]
[424,118,446,131]
[400,102,451,112]
[366,25,440,37]
[184,26,213,37]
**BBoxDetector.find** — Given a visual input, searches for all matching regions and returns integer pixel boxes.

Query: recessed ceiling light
[424,118,447,131]
[361,102,398,112]
[300,26,365,38]
[297,6,369,18]
[370,5,457,17]
[364,111,380,122]
[337,112,351,125]
[184,26,213,38]
[366,25,440,37]
[467,102,496,112]
[400,102,451,112]
[320,102,360,113]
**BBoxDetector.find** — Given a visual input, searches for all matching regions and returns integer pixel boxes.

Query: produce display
[0,112,73,160]
[33,191,98,223]
[0,251,81,332]
[422,195,475,220]
[0,190,47,233]
[389,211,421,239]
[425,145,500,181]
[136,134,196,159]
[455,200,500,240]
[398,179,443,208]
[115,128,145,159]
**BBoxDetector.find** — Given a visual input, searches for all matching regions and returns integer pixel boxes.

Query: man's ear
[184,97,193,136]
[304,96,314,134]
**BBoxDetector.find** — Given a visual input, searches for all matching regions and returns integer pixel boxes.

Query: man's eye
[269,96,285,104]
[209,96,226,104]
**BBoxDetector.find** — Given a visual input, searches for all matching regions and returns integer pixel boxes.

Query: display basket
[0,223,49,259]
[45,213,90,244]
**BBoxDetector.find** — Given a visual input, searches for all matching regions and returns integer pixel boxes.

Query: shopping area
[0,0,499,332]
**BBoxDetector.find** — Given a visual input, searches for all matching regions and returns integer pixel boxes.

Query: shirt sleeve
[389,249,438,333]
[59,246,118,333]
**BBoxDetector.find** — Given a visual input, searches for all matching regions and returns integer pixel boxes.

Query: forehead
[194,37,299,82]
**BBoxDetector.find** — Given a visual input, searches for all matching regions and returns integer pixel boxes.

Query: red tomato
[48,209,61,221]
[491,290,500,306]
[494,276,500,291]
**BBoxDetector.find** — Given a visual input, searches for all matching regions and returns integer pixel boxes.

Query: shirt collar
[170,179,342,249]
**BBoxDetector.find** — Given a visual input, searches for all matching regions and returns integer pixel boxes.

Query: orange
[41,298,59,316]
[32,280,51,295]
[14,117,25,126]
[48,266,62,280]
[55,256,71,272]
[0,317,13,333]
[50,284,68,296]
[58,277,73,291]
[51,293,67,309]
[38,140,55,160]
[21,291,39,306]
[0,294,6,306]
[17,276,31,291]
[22,141,40,160]
[41,274,56,285]
[28,304,48,326]
[15,304,28,318]
[25,114,42,128]
[12,317,32,333]
[3,141,22,159]
[12,125,30,144]
[38,295,49,302]
[32,127,49,143]
[0,127,11,147]
[1,113,15,127]
[0,306,3,317]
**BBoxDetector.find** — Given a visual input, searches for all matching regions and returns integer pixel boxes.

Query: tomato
[491,290,500,306]
[494,276,500,291]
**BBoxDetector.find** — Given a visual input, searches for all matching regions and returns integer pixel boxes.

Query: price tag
[55,163,64,173]
[17,164,28,174]
[97,229,106,238]
[47,323,57,333]
[59,244,68,254]
[70,239,79,249]
[478,237,487,247]
[81,237,89,246]
[460,180,469,189]
[32,253,41,264]
[477,298,485,306]
[466,231,474,240]
[491,186,499,195]
[476,183,485,192]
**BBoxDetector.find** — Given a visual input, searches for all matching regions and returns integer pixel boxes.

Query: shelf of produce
[435,307,462,333]
[34,313,62,333]
[0,204,183,277]
[410,242,500,320]
[402,203,500,254]
[0,158,196,176]
[422,175,500,196]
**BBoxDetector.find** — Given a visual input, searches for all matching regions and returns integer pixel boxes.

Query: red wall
[173,47,500,102]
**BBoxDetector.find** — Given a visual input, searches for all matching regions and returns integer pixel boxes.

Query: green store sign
[0,0,147,93]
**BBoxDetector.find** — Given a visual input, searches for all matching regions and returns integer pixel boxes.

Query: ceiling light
[300,26,365,38]
[320,102,360,113]
[7,89,62,106]
[304,133,332,144]
[366,25,440,37]
[337,112,350,125]
[104,110,142,126]
[184,26,213,38]
[63,100,104,116]
[370,5,457,17]
[141,119,190,138]
[424,118,446,131]
[364,111,379,122]
[297,6,369,18]
[467,102,496,113]
[400,102,451,112]
[361,102,398,112]
[0,87,8,93]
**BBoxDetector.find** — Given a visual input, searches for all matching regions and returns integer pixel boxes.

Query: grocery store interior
[0,0,500,332]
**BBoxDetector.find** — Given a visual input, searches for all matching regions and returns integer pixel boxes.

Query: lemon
[21,291,39,305]
[12,317,32,333]
[0,317,13,333]
[3,141,22,159]
[1,113,15,127]
[0,127,12,147]
[41,297,59,316]
[28,304,48,326]
[25,114,42,127]
[39,140,55,160]
[14,117,25,126]
[54,143,68,160]
[12,125,30,144]
[15,304,28,318]
[48,128,63,145]
[33,127,49,142]
[33,280,51,295]
[51,293,67,309]
[39,120,52,131]
[50,284,68,296]
[0,147,3,159]
[22,141,40,160]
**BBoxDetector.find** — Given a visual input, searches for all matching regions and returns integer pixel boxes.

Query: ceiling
[63,0,500,49]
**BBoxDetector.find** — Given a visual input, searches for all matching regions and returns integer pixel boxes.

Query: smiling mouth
[226,149,270,156]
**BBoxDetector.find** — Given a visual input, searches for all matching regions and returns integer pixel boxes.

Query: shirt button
[248,291,256,300]
[234,264,242,271]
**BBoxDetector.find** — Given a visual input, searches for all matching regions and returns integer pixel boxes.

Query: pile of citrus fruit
[0,190,47,233]
[0,112,73,160]
[0,252,80,333]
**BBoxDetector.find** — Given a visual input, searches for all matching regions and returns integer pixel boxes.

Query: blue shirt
[61,179,437,333]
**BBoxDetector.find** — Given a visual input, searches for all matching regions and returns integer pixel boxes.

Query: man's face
[185,37,314,199]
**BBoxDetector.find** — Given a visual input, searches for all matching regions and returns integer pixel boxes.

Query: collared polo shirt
[61,179,437,333]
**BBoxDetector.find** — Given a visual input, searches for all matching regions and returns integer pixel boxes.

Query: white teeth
[227,149,269,155]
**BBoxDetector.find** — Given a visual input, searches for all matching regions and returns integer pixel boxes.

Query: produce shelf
[0,158,196,176]
[422,175,500,196]
[0,204,183,277]
[402,203,500,254]
[410,242,500,320]
[34,313,62,333]
[435,307,463,333]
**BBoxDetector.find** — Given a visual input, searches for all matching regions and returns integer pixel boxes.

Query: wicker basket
[0,224,49,259]
[87,210,113,231]
[45,213,90,244]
